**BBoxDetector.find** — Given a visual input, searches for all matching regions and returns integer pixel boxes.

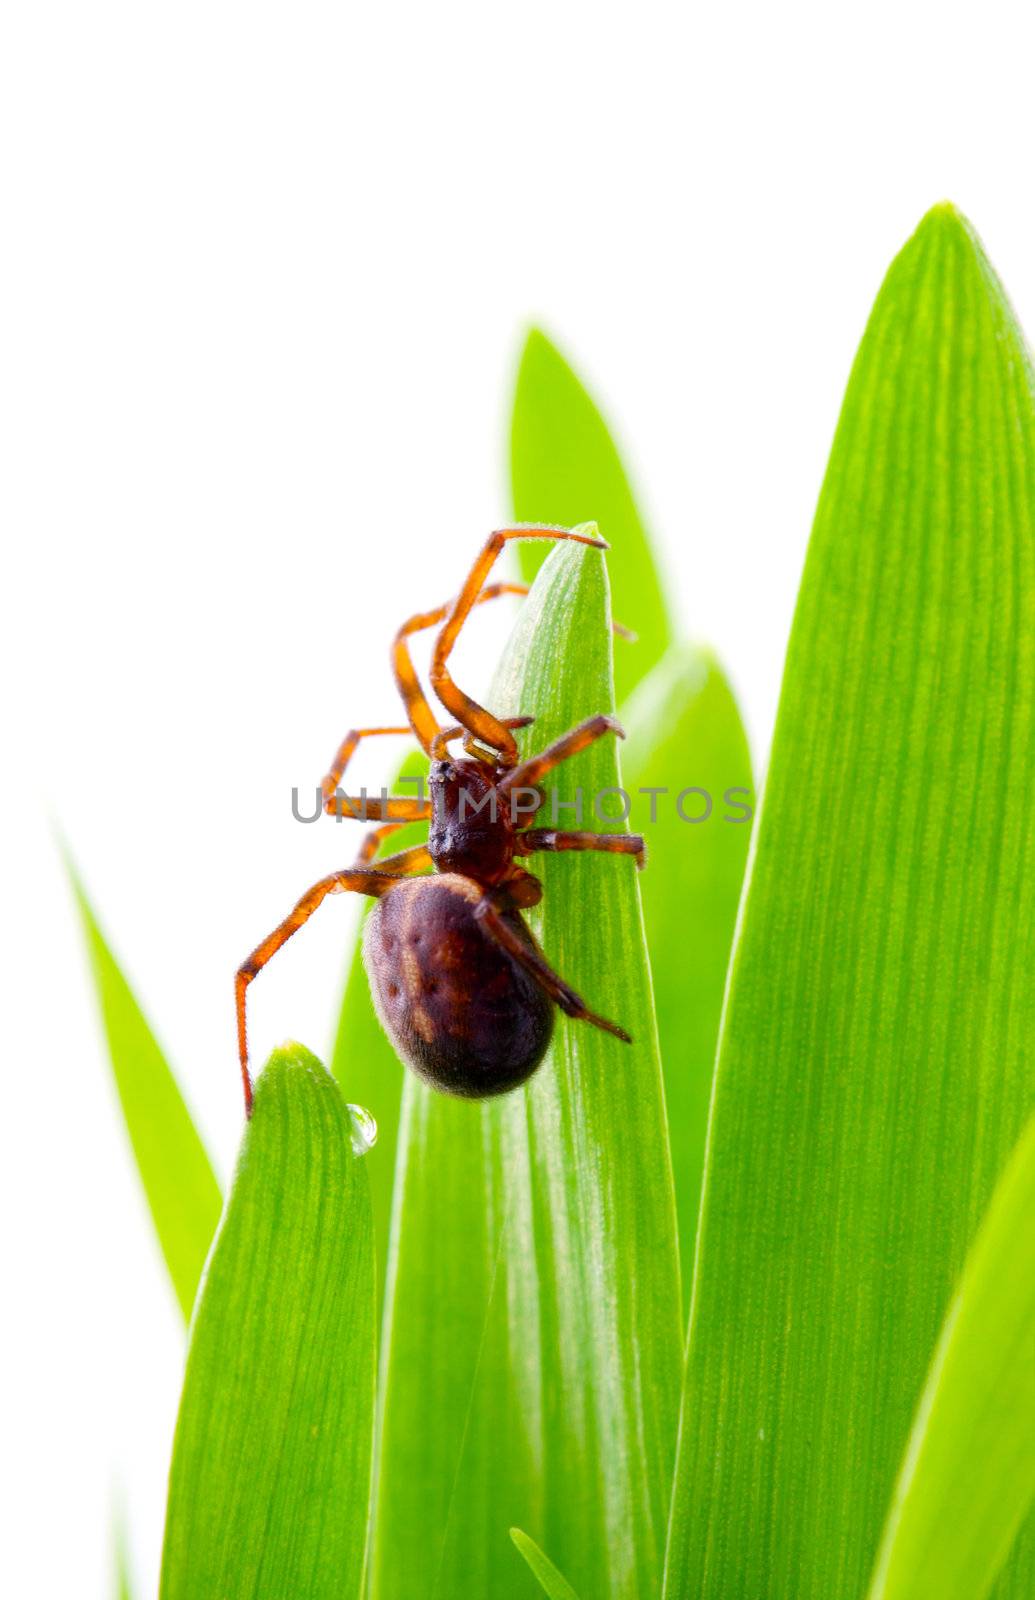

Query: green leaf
[510,328,672,702]
[868,1111,1035,1600]
[68,864,221,1323]
[116,1554,132,1600]
[330,744,429,1306]
[510,329,752,1290]
[664,203,1035,1599]
[371,1082,523,1600]
[113,1513,133,1600]
[510,1528,583,1600]
[160,1046,375,1600]
[622,642,752,1299]
[372,538,682,1600]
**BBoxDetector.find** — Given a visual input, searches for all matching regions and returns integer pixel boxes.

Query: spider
[235,525,646,1114]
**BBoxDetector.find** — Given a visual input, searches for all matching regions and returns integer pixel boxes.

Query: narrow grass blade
[370,1079,517,1600]
[510,328,672,701]
[664,205,1035,1599]
[114,1514,133,1600]
[868,1112,1035,1600]
[68,865,221,1322]
[622,643,752,1298]
[373,538,682,1599]
[160,1045,375,1600]
[510,329,753,1291]
[330,745,429,1303]
[510,1529,583,1600]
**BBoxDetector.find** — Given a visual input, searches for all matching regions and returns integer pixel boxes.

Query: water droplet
[346,1102,378,1156]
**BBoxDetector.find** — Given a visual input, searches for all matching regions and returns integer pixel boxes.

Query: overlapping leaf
[664,205,1035,1599]
[511,328,672,702]
[510,1529,583,1600]
[868,1111,1035,1600]
[160,1047,375,1600]
[511,331,752,1294]
[372,539,682,1599]
[331,326,749,1347]
[113,1515,133,1600]
[622,643,752,1296]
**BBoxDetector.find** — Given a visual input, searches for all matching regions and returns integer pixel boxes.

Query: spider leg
[319,727,431,821]
[430,714,534,762]
[329,792,432,823]
[321,727,413,814]
[496,713,625,796]
[516,829,647,871]
[350,822,408,865]
[500,866,544,908]
[359,840,433,874]
[393,580,530,755]
[473,891,632,1044]
[350,824,433,875]
[430,526,608,766]
[236,866,402,1115]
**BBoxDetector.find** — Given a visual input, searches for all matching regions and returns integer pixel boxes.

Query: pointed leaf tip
[518,323,559,369]
[510,1528,583,1600]
[919,198,965,230]
[256,1040,336,1096]
[895,200,995,287]
[509,325,673,700]
[160,1042,375,1599]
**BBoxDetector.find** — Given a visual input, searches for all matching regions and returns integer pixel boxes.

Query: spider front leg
[430,526,608,766]
[236,866,404,1116]
[321,584,533,802]
[350,822,406,865]
[474,890,632,1044]
[430,714,535,764]
[321,727,411,811]
[352,823,434,874]
[496,713,625,797]
[320,726,433,822]
[516,829,647,871]
[327,789,432,824]
[392,580,530,755]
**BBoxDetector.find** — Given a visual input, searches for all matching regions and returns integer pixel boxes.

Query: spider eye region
[428,757,513,883]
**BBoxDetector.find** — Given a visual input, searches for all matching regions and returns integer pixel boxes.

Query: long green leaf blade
[622,643,752,1297]
[510,328,752,1290]
[337,335,747,1321]
[664,204,1035,1599]
[113,1514,133,1600]
[69,866,221,1322]
[160,1045,375,1600]
[372,1078,521,1598]
[510,1529,583,1600]
[868,1111,1035,1600]
[373,538,682,1599]
[510,328,672,701]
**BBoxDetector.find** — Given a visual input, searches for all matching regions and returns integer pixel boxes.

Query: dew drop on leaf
[346,1103,378,1157]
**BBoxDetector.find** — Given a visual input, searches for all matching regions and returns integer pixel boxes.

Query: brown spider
[235,525,646,1114]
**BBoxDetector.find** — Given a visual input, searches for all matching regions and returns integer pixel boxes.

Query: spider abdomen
[363,873,554,1097]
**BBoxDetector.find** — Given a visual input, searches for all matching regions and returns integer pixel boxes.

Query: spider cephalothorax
[235,526,645,1114]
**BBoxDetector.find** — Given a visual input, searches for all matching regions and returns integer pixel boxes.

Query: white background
[3,3,1035,1594]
